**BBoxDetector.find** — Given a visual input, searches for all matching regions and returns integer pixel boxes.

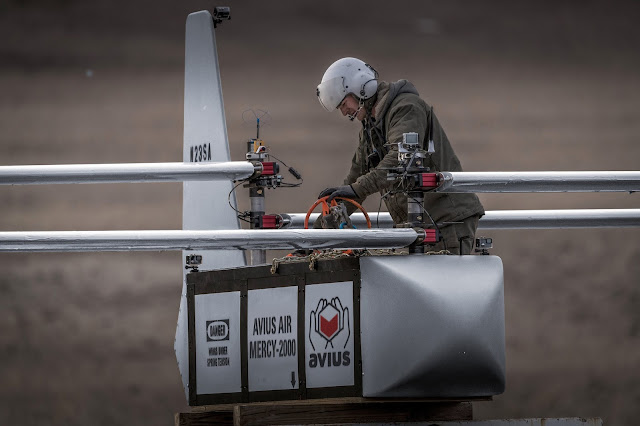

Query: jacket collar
[371,80,420,128]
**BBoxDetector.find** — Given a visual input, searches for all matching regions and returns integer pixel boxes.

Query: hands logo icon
[309,297,350,351]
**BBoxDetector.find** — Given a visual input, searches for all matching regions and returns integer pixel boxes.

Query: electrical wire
[227,179,252,223]
[408,195,447,251]
[267,153,304,187]
[267,153,290,168]
[376,178,410,228]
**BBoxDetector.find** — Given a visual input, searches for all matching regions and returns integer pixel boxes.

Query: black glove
[326,184,357,202]
[318,187,338,199]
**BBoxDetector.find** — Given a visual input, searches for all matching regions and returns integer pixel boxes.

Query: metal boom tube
[281,209,640,230]
[437,171,640,192]
[0,229,419,252]
[2,167,638,192]
[479,208,640,229]
[0,162,257,185]
[4,209,637,252]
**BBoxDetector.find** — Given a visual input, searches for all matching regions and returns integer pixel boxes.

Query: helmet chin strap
[347,97,365,121]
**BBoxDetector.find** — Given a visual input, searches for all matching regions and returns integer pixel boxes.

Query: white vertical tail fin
[175,10,246,401]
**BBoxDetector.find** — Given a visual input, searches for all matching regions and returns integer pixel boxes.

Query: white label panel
[248,287,299,392]
[195,292,241,394]
[305,281,355,388]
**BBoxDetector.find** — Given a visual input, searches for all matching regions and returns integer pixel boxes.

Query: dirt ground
[0,1,639,425]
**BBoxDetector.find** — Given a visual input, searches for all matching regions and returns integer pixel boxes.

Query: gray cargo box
[185,255,505,406]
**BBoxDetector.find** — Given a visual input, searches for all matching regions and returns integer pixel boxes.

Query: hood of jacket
[372,80,420,129]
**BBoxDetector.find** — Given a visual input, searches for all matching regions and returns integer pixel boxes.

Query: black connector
[213,6,231,27]
[288,167,302,180]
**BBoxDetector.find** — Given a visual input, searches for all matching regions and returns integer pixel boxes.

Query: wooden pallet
[175,397,478,426]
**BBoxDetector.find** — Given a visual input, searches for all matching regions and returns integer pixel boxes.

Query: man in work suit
[315,57,484,255]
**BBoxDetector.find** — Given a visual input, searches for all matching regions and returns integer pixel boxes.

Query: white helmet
[316,57,378,111]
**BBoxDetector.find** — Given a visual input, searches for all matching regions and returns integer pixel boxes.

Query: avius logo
[308,297,351,368]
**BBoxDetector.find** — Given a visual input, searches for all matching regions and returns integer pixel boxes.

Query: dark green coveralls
[343,80,485,254]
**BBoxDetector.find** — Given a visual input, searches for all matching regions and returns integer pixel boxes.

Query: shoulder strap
[426,105,434,150]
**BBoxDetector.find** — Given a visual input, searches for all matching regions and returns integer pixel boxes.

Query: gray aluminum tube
[279,213,394,229]
[479,209,640,229]
[280,209,640,230]
[249,188,267,265]
[437,171,640,193]
[407,191,425,254]
[0,161,257,185]
[0,229,419,252]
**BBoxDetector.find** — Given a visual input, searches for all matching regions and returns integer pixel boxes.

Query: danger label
[194,292,241,395]
[205,320,231,367]
[247,286,299,392]
[207,345,229,367]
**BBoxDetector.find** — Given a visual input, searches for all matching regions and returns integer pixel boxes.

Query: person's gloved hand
[325,184,357,202]
[318,187,338,199]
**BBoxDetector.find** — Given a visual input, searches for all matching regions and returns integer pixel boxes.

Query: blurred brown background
[1,0,639,424]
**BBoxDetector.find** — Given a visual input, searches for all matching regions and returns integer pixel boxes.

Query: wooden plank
[232,401,472,426]
[175,411,233,426]
[191,396,490,412]
[174,411,601,426]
